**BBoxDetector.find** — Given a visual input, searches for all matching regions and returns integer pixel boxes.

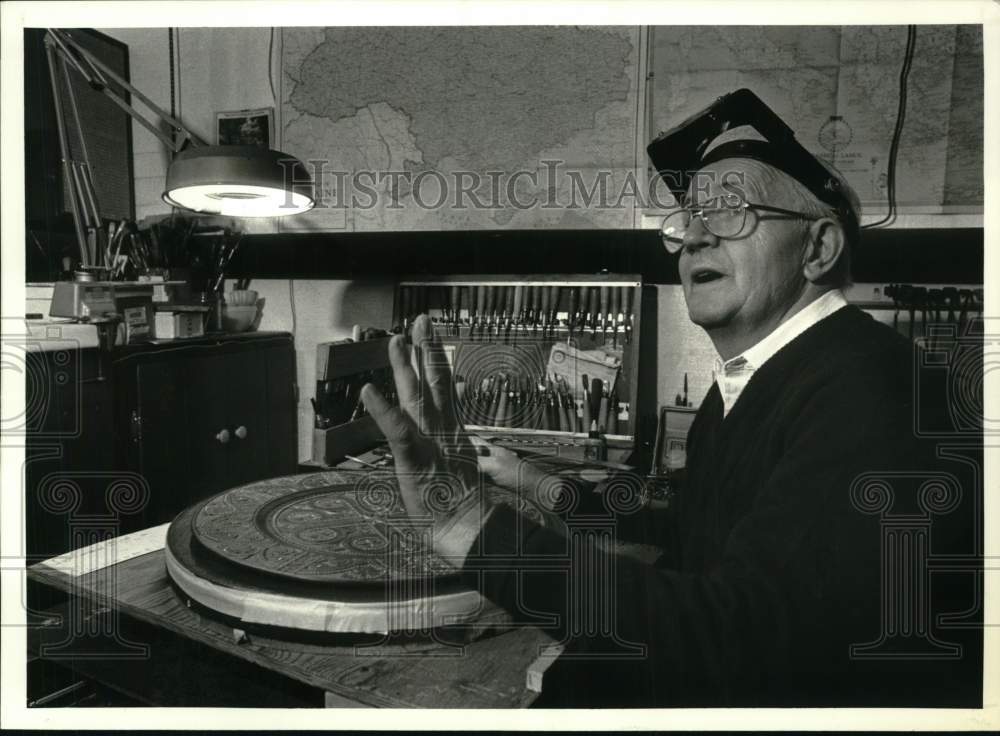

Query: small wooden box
[311,337,394,466]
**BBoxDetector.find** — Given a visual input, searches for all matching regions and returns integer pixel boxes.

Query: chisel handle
[474,284,484,323]
[590,378,603,421]
[588,287,599,334]
[621,286,633,343]
[450,285,461,327]
[495,389,508,427]
[564,394,577,433]
[513,285,524,323]
[485,285,496,322]
[532,285,543,328]
[441,284,451,317]
[473,284,483,318]
[599,286,609,338]
[549,286,561,333]
[567,287,579,334]
[598,394,610,433]
[548,284,560,316]
[540,286,551,328]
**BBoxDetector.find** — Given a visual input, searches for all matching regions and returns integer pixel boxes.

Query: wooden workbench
[27,524,559,708]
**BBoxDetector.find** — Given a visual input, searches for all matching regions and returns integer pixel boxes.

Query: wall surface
[101,29,173,220]
[89,28,977,464]
[654,285,717,409]
[102,28,277,223]
[247,277,395,462]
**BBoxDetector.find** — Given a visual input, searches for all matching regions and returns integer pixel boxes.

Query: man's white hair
[710,155,860,287]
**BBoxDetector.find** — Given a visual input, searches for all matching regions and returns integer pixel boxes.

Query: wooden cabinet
[25,332,297,559]
[114,332,298,524]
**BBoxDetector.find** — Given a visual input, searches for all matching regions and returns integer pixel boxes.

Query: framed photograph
[216,107,274,148]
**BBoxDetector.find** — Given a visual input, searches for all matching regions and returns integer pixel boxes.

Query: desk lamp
[43,28,314,268]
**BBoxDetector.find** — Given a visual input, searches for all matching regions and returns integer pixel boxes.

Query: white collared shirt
[713,289,848,417]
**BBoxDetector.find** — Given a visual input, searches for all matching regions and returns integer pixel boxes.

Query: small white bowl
[221,304,259,332]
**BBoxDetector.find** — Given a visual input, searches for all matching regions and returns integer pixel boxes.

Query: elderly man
[361,93,977,706]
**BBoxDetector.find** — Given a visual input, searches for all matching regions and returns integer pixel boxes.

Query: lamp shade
[163,145,315,217]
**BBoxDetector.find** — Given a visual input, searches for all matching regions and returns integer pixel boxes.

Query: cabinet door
[220,350,270,487]
[135,358,209,521]
[130,338,297,520]
[262,344,297,477]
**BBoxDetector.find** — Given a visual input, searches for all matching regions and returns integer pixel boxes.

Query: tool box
[310,336,397,467]
[392,274,643,462]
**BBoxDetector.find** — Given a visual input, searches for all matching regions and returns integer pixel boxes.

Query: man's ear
[802,218,845,284]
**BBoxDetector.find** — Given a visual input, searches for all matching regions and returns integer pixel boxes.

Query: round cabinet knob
[235,425,248,440]
[215,428,231,444]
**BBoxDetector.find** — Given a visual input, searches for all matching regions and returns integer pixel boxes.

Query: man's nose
[683,215,717,253]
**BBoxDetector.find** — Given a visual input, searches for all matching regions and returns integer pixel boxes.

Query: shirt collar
[737,289,847,371]
[713,289,848,409]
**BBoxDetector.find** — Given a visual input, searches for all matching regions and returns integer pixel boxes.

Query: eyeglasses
[659,202,820,254]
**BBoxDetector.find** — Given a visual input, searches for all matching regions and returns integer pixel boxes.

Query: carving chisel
[512,285,524,344]
[474,285,485,341]
[548,286,561,338]
[539,285,551,339]
[441,285,451,330]
[524,285,535,335]
[587,287,599,339]
[450,285,462,336]
[599,285,610,344]
[539,382,551,430]
[555,383,569,432]
[590,378,603,429]
[484,285,497,342]
[598,383,610,433]
[489,375,504,424]
[622,286,633,344]
[581,373,592,432]
[504,285,515,342]
[495,378,509,427]
[610,286,621,348]
[462,286,472,336]
[566,286,579,338]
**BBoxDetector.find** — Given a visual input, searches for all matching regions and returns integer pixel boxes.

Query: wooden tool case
[394,274,642,461]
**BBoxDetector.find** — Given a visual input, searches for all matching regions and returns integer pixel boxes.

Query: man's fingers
[388,333,429,430]
[413,315,460,434]
[361,383,419,454]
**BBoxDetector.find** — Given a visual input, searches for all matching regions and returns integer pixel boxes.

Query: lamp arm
[44,40,90,266]
[45,29,208,152]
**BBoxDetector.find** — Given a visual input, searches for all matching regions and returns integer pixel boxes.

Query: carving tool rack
[850,283,984,345]
[393,275,643,460]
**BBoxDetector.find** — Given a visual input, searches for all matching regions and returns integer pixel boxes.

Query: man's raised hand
[361,315,486,565]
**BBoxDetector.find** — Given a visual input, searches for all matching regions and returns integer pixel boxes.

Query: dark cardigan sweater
[462,306,980,707]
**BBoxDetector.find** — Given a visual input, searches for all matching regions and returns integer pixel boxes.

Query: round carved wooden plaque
[192,470,552,586]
